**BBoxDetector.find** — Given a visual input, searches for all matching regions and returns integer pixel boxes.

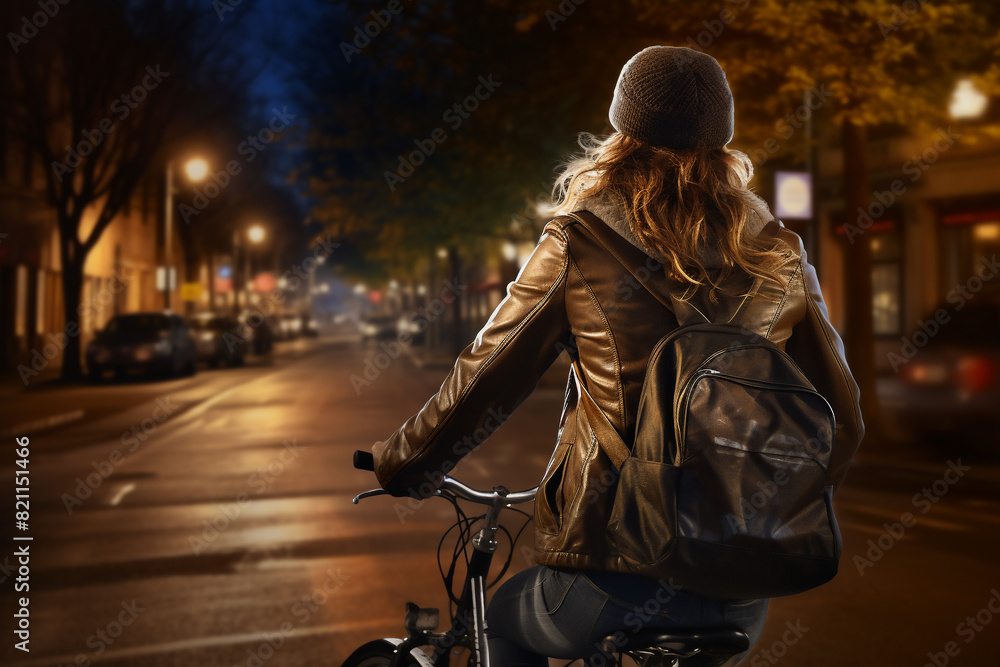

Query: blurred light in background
[972,222,1000,241]
[949,79,988,119]
[775,171,813,220]
[248,225,266,243]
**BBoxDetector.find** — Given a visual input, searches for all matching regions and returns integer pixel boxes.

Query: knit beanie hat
[609,46,734,150]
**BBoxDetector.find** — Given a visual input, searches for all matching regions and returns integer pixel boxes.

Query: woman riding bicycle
[371,46,864,666]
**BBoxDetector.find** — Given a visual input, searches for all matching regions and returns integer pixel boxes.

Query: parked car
[300,313,320,337]
[882,294,1000,442]
[396,313,426,345]
[188,313,248,367]
[86,312,197,380]
[360,314,399,341]
[276,312,303,341]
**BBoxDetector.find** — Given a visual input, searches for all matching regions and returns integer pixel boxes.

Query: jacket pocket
[607,458,680,566]
[536,442,572,535]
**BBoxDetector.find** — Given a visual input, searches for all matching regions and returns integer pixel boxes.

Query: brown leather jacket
[373,192,865,573]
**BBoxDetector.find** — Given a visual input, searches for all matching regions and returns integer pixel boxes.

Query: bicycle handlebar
[353,449,375,471]
[352,449,537,506]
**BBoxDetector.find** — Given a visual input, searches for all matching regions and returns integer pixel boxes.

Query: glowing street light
[184,158,209,182]
[163,156,208,309]
[248,225,266,244]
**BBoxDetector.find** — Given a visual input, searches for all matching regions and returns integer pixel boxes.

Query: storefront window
[871,233,903,335]
[942,214,1000,296]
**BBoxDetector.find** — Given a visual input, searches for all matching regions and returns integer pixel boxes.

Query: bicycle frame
[352,466,537,667]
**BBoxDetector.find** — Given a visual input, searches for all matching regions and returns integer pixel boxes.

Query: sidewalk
[0,364,88,438]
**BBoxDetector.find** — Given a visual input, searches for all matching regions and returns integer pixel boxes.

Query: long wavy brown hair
[547,132,789,301]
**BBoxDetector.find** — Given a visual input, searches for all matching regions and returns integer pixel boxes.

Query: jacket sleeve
[372,222,573,495]
[782,235,866,493]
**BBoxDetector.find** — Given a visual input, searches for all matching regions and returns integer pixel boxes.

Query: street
[2,335,999,667]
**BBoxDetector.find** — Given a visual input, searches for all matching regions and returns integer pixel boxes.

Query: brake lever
[352,488,391,504]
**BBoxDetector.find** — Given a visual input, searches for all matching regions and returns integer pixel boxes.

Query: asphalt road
[1,335,999,666]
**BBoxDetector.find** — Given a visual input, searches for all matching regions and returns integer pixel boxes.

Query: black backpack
[567,211,841,599]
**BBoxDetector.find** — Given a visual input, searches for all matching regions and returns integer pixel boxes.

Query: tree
[3,0,257,380]
[624,0,1000,438]
[290,0,659,351]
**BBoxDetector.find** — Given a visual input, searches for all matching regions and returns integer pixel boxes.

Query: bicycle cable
[436,496,536,617]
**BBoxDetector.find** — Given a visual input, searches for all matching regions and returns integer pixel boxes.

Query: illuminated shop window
[871,233,903,336]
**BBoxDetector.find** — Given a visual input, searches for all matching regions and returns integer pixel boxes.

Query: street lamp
[162,157,208,309]
[233,224,266,315]
[184,158,209,182]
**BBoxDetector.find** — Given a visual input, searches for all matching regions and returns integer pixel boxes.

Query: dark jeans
[485,566,768,667]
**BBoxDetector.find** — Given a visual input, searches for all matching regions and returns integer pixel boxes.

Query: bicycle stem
[472,490,508,552]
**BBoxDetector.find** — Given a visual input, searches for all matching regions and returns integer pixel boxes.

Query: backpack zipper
[675,369,835,464]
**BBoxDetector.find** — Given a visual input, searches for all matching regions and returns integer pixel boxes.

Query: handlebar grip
[354,450,375,472]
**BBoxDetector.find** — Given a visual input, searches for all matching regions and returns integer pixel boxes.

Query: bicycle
[343,450,751,667]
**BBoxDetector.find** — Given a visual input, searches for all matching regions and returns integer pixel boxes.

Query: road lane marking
[1,618,399,667]
[0,408,85,437]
